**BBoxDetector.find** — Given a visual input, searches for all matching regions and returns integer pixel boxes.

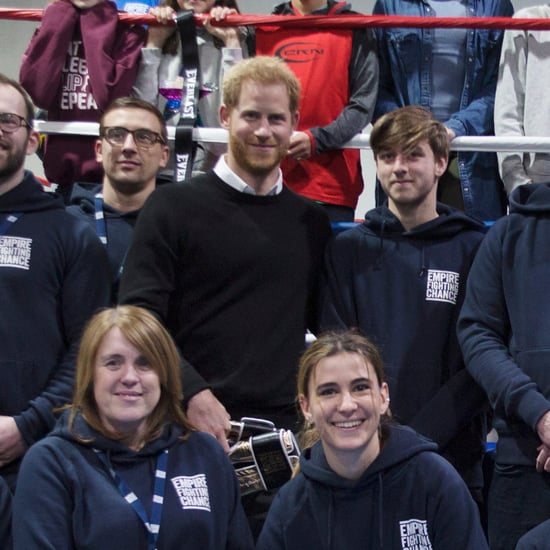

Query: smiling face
[96,107,169,198]
[93,327,161,449]
[376,139,447,212]
[300,352,389,477]
[220,80,297,192]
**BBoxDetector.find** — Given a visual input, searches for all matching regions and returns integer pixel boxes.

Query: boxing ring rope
[4,8,550,31]
[32,122,550,154]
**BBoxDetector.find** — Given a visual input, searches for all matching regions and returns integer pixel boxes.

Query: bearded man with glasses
[67,97,169,302]
[0,73,110,491]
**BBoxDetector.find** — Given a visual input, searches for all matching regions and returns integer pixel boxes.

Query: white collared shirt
[213,156,283,196]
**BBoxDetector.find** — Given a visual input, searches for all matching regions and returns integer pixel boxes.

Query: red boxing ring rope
[4,8,550,31]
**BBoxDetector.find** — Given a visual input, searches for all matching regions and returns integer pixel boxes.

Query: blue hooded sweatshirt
[13,411,253,549]
[458,182,550,467]
[257,424,487,549]
[320,204,487,485]
[67,182,141,301]
[0,172,110,488]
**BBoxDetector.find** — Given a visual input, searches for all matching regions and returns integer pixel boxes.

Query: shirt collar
[213,155,283,196]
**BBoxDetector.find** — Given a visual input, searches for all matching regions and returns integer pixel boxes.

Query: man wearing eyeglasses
[0,73,110,491]
[67,97,169,301]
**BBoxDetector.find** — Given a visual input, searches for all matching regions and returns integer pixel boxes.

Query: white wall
[0,0,542,215]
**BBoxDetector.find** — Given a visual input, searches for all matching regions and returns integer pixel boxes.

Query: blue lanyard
[95,448,169,550]
[0,212,23,236]
[94,193,127,284]
[94,193,108,245]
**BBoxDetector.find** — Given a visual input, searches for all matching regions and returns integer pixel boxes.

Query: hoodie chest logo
[425,269,460,305]
[399,519,433,549]
[170,474,211,512]
[0,236,32,270]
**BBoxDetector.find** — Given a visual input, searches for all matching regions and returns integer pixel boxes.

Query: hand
[186,390,231,452]
[537,410,550,447]
[288,131,312,162]
[204,7,240,47]
[536,444,550,473]
[146,6,177,48]
[445,126,456,142]
[0,416,27,467]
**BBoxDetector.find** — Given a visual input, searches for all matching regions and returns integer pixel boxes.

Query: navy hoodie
[13,411,253,549]
[320,204,487,483]
[67,183,139,300]
[0,172,110,486]
[257,424,488,549]
[458,182,550,466]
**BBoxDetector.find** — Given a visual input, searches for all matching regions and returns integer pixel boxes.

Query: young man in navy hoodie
[67,97,169,302]
[320,106,487,505]
[458,177,550,548]
[0,74,109,491]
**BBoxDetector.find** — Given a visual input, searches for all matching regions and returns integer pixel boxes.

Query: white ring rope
[34,121,550,153]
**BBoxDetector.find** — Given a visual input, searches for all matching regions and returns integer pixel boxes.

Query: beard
[0,139,27,184]
[228,134,287,177]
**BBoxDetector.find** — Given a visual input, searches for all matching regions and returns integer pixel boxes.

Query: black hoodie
[67,182,140,300]
[14,411,253,549]
[320,204,487,484]
[0,172,110,484]
[459,182,550,466]
[257,424,488,549]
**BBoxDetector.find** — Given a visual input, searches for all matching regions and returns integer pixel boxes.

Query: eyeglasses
[100,126,166,148]
[0,112,31,133]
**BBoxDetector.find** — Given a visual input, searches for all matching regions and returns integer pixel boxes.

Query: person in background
[67,97,169,301]
[133,0,248,175]
[494,4,550,195]
[0,73,110,490]
[119,56,331,536]
[256,331,488,549]
[458,180,550,549]
[13,305,253,549]
[254,0,378,222]
[19,0,145,201]
[373,0,513,222]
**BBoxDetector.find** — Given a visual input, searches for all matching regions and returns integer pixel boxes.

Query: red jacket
[256,2,367,208]
[20,0,145,188]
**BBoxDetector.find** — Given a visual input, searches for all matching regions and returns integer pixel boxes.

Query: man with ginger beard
[119,57,331,447]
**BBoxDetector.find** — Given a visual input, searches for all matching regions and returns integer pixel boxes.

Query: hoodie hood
[0,171,64,214]
[300,424,437,488]
[509,181,550,215]
[68,182,140,221]
[295,425,437,549]
[361,202,486,240]
[50,409,183,464]
[68,182,102,216]
[273,1,353,15]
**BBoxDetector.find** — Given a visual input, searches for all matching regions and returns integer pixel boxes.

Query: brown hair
[297,331,392,450]
[99,96,168,144]
[0,73,35,127]
[370,105,449,162]
[222,55,301,115]
[68,305,194,444]
[160,0,241,55]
